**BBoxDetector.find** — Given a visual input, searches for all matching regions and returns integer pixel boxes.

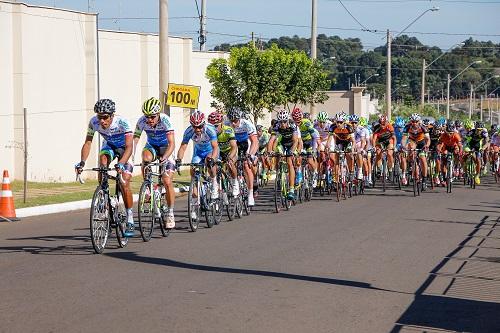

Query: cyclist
[402,113,431,190]
[268,109,300,200]
[360,117,374,186]
[292,107,318,187]
[490,127,500,174]
[133,97,176,228]
[226,108,259,206]
[256,124,271,183]
[427,119,444,186]
[350,114,368,181]
[207,111,239,197]
[75,99,135,237]
[176,110,219,219]
[326,112,355,182]
[438,121,463,178]
[372,114,396,183]
[314,111,332,184]
[464,121,488,185]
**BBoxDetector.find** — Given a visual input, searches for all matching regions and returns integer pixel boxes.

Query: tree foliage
[206,43,330,123]
[212,35,500,102]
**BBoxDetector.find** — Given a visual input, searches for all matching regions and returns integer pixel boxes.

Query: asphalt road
[1,179,500,333]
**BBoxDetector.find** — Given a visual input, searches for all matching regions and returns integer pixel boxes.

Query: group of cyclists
[75,97,498,239]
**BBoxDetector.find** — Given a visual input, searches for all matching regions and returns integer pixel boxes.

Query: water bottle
[110,196,118,209]
[153,185,161,218]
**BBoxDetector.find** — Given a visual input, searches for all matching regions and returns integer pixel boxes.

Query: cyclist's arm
[229,139,238,161]
[161,131,175,161]
[424,133,431,148]
[248,134,258,156]
[176,142,188,161]
[208,139,219,160]
[80,135,94,164]
[268,135,276,153]
[326,133,333,152]
[291,133,299,153]
[118,134,133,165]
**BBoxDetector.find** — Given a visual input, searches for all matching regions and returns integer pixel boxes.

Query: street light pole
[310,0,317,117]
[386,29,392,119]
[361,73,379,86]
[446,60,481,119]
[159,0,170,115]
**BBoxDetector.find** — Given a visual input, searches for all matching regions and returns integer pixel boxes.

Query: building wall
[0,2,228,181]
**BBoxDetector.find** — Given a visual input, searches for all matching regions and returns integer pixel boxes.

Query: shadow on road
[105,251,410,295]
[390,215,500,333]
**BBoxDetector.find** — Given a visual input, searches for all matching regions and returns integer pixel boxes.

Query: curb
[15,186,188,219]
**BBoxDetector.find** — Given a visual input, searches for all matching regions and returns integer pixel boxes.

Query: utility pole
[159,0,170,115]
[469,83,473,119]
[446,73,450,119]
[199,0,206,51]
[310,0,317,117]
[386,29,392,120]
[420,59,425,110]
[480,95,483,121]
[251,32,255,47]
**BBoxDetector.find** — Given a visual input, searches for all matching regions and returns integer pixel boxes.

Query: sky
[22,0,500,51]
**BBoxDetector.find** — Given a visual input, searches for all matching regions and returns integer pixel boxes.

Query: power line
[332,0,500,3]
[337,0,374,32]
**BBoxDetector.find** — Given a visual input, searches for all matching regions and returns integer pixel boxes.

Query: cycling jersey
[329,123,354,142]
[297,119,315,141]
[314,120,332,142]
[272,121,299,147]
[217,125,236,154]
[439,132,461,149]
[428,125,443,149]
[458,127,468,144]
[182,124,218,161]
[490,133,500,146]
[134,113,174,147]
[87,115,132,149]
[394,126,404,146]
[258,131,270,151]
[373,123,394,143]
[404,123,428,143]
[354,125,369,144]
[466,128,488,149]
[227,119,256,143]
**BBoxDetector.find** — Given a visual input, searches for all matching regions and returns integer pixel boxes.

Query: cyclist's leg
[387,139,395,171]
[141,143,156,178]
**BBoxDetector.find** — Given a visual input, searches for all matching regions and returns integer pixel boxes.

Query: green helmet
[464,119,473,130]
[359,117,368,127]
[142,97,162,116]
[317,111,329,122]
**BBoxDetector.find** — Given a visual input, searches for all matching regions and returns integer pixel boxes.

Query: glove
[115,162,125,172]
[75,161,85,169]
[175,159,181,169]
[206,157,215,168]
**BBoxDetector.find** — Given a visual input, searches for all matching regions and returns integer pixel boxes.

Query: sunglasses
[97,115,111,120]
[336,121,344,124]
[193,125,204,129]
[145,115,157,120]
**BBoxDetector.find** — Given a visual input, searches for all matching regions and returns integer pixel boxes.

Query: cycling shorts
[100,144,133,174]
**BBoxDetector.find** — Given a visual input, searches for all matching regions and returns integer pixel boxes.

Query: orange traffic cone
[0,170,19,222]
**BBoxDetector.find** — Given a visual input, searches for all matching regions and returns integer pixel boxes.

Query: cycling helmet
[464,119,473,130]
[475,121,484,129]
[190,110,205,127]
[303,112,311,119]
[455,120,463,127]
[423,118,430,126]
[292,107,303,122]
[446,121,455,133]
[317,111,329,122]
[94,99,115,114]
[227,108,242,121]
[142,97,162,116]
[394,116,405,128]
[359,117,368,127]
[491,124,498,131]
[409,113,421,122]
[276,109,290,122]
[378,114,388,124]
[349,114,360,123]
[437,117,446,126]
[207,111,223,125]
[335,112,348,122]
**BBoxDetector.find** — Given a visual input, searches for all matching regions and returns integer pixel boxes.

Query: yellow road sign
[166,83,200,109]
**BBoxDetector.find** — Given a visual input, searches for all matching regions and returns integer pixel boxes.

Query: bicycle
[136,161,170,242]
[77,167,129,254]
[178,163,218,231]
[333,149,351,202]
[236,156,251,216]
[216,160,240,221]
[270,152,293,213]
[317,152,333,197]
[463,150,478,189]
[443,151,454,193]
[407,148,424,197]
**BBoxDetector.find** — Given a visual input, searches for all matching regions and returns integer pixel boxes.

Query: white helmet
[335,112,348,122]
[276,109,290,121]
[410,113,421,122]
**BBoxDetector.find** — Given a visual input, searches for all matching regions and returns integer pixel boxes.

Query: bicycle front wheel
[90,186,110,254]
[188,178,201,232]
[138,181,154,242]
[114,190,129,248]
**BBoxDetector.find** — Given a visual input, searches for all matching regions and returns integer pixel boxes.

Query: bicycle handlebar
[75,168,125,184]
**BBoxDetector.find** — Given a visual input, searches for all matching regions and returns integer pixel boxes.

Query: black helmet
[446,121,455,133]
[94,99,116,114]
[475,121,484,129]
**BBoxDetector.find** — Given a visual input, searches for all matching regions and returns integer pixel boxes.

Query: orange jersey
[439,132,461,148]
[329,123,354,141]
[404,123,428,142]
[373,123,394,142]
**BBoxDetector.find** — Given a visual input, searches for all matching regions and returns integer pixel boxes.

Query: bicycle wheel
[114,190,129,248]
[283,172,291,210]
[412,158,418,197]
[446,160,453,193]
[89,186,110,254]
[203,184,215,228]
[157,187,170,237]
[213,197,223,225]
[188,178,201,232]
[137,181,154,242]
[382,157,387,192]
[274,169,282,213]
[241,180,251,216]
